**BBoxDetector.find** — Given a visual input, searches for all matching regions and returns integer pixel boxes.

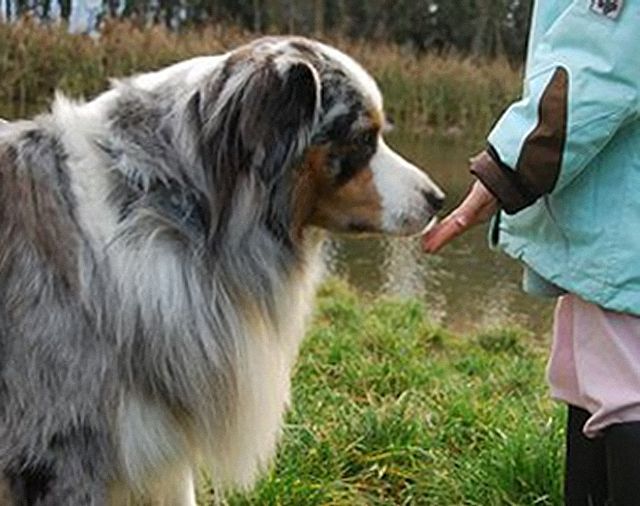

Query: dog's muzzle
[371,140,445,236]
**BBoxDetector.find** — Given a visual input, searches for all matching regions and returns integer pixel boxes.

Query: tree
[471,0,506,59]
[253,0,261,31]
[313,0,323,35]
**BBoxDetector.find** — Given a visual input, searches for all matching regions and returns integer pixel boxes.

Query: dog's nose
[422,189,445,211]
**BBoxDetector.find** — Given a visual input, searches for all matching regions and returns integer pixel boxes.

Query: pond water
[325,131,555,338]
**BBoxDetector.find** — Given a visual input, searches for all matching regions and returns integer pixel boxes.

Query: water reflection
[325,132,555,338]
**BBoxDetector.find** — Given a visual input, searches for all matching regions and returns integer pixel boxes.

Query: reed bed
[0,19,521,140]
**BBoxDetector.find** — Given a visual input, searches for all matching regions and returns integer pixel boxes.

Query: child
[423,1,640,504]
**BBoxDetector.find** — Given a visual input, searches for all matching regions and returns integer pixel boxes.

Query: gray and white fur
[0,37,444,505]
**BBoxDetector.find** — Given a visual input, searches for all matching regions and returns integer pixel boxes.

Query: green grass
[197,279,564,505]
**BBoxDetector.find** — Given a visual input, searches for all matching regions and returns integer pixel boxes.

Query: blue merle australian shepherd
[0,37,444,505]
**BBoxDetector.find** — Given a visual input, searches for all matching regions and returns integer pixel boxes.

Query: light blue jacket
[470,0,640,315]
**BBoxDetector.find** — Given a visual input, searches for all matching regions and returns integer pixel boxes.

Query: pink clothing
[548,294,640,438]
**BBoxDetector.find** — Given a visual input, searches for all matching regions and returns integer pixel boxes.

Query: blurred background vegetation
[2,0,533,61]
[0,1,530,141]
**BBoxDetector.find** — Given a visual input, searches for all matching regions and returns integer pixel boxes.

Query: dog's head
[197,38,444,239]
[289,40,445,238]
[120,37,444,249]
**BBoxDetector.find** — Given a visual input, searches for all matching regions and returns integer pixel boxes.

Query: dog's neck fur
[49,62,326,491]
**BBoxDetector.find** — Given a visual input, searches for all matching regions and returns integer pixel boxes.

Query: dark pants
[565,405,640,506]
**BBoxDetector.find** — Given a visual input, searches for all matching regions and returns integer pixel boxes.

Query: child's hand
[422,177,497,253]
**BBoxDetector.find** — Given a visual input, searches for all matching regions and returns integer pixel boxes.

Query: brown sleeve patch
[516,67,569,199]
[472,67,569,215]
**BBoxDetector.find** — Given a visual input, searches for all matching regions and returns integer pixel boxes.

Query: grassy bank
[194,279,563,505]
[0,19,521,141]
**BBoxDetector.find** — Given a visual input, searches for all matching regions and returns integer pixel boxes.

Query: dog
[0,36,444,505]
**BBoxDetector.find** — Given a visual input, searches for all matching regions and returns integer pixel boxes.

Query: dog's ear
[197,56,321,243]
[200,56,320,182]
[238,58,320,176]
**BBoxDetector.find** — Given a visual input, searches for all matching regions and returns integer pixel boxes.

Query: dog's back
[0,119,119,504]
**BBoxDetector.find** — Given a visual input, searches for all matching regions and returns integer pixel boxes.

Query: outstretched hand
[422,178,498,253]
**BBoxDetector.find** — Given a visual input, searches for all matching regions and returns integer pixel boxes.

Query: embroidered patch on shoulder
[590,0,624,19]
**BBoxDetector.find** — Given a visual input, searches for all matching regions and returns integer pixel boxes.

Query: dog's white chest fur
[117,261,322,493]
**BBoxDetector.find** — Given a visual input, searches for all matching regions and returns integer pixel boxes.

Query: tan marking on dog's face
[369,108,384,132]
[292,145,383,237]
[311,166,383,233]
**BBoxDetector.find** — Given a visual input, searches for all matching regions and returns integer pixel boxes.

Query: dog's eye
[355,131,377,148]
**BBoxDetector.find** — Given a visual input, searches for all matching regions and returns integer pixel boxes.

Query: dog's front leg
[148,466,197,506]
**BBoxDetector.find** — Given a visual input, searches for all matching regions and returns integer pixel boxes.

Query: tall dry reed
[0,19,521,140]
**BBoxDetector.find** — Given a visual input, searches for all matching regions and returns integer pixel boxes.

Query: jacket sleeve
[472,0,640,214]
